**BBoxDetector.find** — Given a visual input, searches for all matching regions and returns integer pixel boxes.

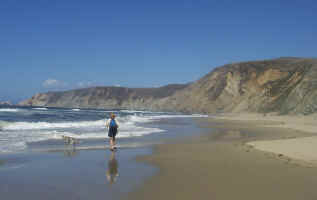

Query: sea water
[0,106,208,200]
[0,106,207,153]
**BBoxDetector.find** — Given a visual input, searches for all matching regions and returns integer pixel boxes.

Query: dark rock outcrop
[20,57,317,115]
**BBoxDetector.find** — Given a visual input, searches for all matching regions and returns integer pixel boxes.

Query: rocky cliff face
[168,57,317,114]
[20,57,317,115]
[19,84,188,111]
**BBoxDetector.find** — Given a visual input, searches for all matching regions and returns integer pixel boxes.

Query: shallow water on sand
[0,106,207,153]
[0,149,155,200]
[0,117,205,200]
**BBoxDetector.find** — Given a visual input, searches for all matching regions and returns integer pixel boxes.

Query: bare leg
[109,138,114,150]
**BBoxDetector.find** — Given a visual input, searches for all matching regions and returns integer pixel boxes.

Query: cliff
[163,57,317,114]
[0,101,12,106]
[19,84,188,111]
[20,57,317,115]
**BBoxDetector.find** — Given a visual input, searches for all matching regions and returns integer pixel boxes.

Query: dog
[62,135,79,145]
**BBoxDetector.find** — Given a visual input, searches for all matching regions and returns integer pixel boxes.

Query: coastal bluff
[20,57,317,115]
[0,101,12,106]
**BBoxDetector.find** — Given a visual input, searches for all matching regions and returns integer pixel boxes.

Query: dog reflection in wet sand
[63,148,78,157]
[106,151,119,184]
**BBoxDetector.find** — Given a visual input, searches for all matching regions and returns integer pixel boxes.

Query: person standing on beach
[106,113,119,151]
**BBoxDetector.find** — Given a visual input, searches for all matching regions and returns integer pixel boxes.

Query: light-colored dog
[62,135,79,145]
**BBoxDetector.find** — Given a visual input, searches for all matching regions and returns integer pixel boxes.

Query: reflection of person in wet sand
[106,151,119,184]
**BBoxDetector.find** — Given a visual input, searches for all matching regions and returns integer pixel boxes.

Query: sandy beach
[3,114,317,199]
[248,136,317,165]
[215,113,317,165]
[215,113,317,134]
[0,160,5,166]
[0,117,202,200]
[126,116,317,200]
[0,148,156,200]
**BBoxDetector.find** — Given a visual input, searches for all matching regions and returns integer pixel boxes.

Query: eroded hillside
[20,58,317,115]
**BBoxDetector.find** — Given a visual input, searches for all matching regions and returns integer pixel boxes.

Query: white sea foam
[0,123,163,153]
[1,113,185,131]
[33,108,48,110]
[127,114,209,121]
[120,110,148,113]
[0,120,10,129]
[72,109,80,111]
[0,110,207,153]
[156,114,209,118]
[0,108,20,112]
[0,141,27,153]
[0,115,164,153]
[120,110,167,114]
[0,164,27,171]
[52,127,164,139]
[89,110,118,113]
[0,130,68,153]
[1,120,105,130]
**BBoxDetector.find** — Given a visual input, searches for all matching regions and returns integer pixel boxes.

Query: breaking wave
[0,109,208,153]
[32,108,48,110]
[1,120,105,131]
[0,108,21,112]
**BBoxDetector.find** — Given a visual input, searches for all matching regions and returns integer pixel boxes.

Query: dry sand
[215,112,317,133]
[248,136,317,165]
[125,116,317,200]
[216,113,317,165]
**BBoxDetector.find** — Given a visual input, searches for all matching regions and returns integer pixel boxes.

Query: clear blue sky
[1,0,316,103]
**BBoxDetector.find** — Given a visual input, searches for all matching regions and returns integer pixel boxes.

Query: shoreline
[0,117,202,200]
[0,147,157,200]
[2,114,317,199]
[125,116,317,200]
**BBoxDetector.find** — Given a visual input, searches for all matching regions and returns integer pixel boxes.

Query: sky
[1,0,316,103]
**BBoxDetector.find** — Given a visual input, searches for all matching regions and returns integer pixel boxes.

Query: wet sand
[126,118,317,200]
[0,160,5,166]
[0,117,201,200]
[0,148,156,200]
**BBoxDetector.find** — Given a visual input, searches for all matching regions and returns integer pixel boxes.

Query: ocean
[0,105,209,200]
[0,106,207,153]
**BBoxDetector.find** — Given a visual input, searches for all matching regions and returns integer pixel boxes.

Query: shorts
[108,126,118,140]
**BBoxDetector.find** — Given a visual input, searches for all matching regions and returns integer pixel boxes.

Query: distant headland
[0,101,12,106]
[20,57,317,115]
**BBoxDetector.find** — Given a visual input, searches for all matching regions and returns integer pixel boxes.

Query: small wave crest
[0,108,20,112]
[0,110,207,153]
[32,108,48,110]
[1,120,105,131]
[1,113,207,131]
